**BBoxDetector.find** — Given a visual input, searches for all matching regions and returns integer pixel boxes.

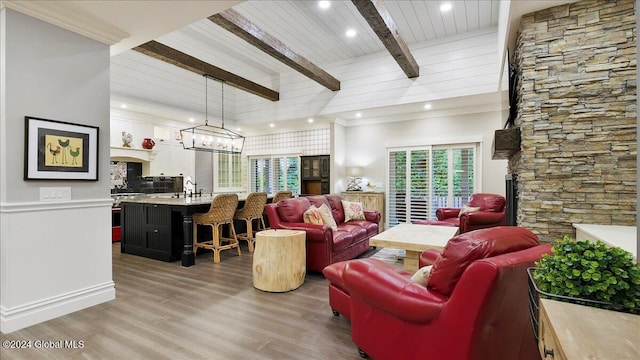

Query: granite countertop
[117,192,255,206]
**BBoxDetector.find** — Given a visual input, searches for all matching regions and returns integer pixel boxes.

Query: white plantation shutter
[250,155,300,195]
[387,143,477,226]
[409,150,430,222]
[387,149,407,226]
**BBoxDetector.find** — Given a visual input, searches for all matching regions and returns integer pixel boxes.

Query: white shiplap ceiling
[4,0,574,134]
[110,0,502,133]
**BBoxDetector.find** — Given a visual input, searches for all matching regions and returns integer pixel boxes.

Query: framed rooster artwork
[24,116,99,180]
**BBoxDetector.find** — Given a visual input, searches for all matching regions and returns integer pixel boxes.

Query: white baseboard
[0,281,115,334]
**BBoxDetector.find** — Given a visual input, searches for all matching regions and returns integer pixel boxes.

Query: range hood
[110,147,152,162]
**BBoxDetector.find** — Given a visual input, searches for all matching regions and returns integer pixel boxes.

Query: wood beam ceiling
[208,9,341,91]
[133,40,280,102]
[351,0,419,78]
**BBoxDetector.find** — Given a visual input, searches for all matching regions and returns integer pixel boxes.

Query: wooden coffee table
[370,224,459,272]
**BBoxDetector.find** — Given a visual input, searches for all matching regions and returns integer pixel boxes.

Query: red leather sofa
[325,227,551,360]
[414,193,506,233]
[264,194,381,272]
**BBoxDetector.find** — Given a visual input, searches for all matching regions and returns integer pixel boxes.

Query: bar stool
[234,192,267,252]
[193,193,241,263]
[272,190,293,204]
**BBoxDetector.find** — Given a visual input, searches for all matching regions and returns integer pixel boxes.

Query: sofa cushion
[277,197,311,223]
[318,203,338,231]
[333,230,355,251]
[307,195,330,210]
[427,226,539,296]
[337,223,367,241]
[344,220,378,237]
[342,200,366,221]
[325,194,346,224]
[468,193,506,212]
[303,205,324,225]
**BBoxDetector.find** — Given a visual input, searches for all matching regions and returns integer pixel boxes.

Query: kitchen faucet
[184,179,200,197]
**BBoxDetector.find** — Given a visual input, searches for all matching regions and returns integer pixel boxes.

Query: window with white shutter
[250,155,300,195]
[387,143,477,227]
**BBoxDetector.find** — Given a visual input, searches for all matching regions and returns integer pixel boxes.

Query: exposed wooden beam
[133,40,279,102]
[208,9,340,91]
[352,0,419,78]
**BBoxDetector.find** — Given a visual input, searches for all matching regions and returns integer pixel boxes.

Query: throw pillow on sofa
[303,205,324,225]
[410,265,433,286]
[318,203,338,231]
[342,200,365,221]
[458,204,481,218]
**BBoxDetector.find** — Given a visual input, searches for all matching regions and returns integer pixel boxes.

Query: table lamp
[346,166,364,191]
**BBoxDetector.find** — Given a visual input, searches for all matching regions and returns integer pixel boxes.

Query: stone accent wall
[508,0,637,242]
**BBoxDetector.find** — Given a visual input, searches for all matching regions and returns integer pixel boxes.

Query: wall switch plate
[40,187,71,201]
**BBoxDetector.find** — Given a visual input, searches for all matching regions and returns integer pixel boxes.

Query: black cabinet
[301,155,330,195]
[121,203,182,261]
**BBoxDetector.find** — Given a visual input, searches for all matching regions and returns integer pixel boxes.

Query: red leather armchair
[339,227,551,360]
[415,193,506,233]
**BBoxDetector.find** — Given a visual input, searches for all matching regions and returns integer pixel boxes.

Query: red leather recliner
[414,193,507,233]
[336,227,551,360]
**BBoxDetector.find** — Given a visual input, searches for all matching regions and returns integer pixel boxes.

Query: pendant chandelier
[180,74,245,153]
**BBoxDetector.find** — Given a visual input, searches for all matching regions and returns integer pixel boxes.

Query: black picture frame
[24,116,99,181]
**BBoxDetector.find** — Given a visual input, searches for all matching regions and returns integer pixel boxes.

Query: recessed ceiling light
[189,118,195,123]
[346,28,357,38]
[308,118,314,123]
[355,112,362,118]
[440,3,452,12]
[236,127,241,131]
[269,123,275,128]
[318,1,330,10]
[424,103,432,110]
[120,104,127,109]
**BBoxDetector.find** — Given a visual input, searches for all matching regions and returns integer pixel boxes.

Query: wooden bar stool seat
[193,193,241,263]
[272,190,293,204]
[234,192,267,252]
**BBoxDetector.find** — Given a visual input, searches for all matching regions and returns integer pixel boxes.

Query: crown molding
[2,0,129,45]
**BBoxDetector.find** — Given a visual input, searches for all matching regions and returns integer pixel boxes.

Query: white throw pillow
[342,200,366,221]
[318,203,338,231]
[458,204,481,218]
[410,265,433,286]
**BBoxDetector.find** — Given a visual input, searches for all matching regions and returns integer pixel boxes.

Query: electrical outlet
[40,187,72,201]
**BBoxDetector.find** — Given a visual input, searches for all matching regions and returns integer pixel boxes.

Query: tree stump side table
[253,229,306,292]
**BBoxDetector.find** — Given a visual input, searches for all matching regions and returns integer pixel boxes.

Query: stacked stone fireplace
[507,0,636,242]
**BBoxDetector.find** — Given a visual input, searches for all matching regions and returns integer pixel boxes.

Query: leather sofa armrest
[363,210,381,224]
[274,222,333,244]
[461,211,506,225]
[419,249,442,267]
[343,259,446,324]
[436,208,460,220]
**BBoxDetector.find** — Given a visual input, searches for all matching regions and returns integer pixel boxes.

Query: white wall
[343,110,508,196]
[0,9,114,333]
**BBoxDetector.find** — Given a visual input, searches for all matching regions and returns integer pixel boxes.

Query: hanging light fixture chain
[204,74,209,126]
[221,80,225,129]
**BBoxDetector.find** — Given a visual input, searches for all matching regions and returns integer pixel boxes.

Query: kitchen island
[120,193,264,267]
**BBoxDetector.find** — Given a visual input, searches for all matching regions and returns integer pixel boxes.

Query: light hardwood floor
[0,243,373,360]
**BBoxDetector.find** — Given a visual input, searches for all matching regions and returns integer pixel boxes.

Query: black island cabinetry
[120,194,268,265]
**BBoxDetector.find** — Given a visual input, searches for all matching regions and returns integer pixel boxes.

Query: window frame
[386,142,480,228]
[249,154,301,195]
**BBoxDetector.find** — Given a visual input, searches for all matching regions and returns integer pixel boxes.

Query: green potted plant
[531,235,640,314]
